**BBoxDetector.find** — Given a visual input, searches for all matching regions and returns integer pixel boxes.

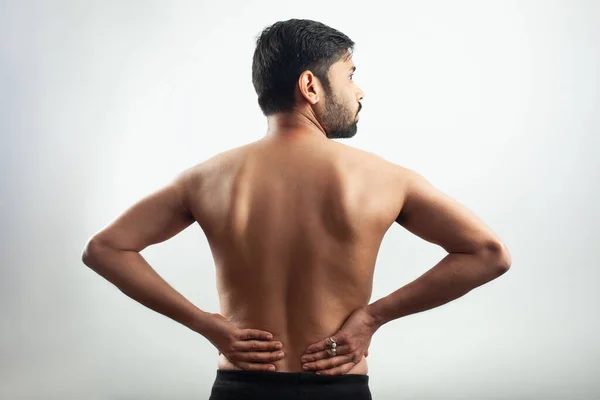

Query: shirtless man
[81,19,511,399]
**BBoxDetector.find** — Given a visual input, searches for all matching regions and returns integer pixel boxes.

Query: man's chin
[325,123,358,139]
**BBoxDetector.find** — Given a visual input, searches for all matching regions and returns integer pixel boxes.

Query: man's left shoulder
[180,142,257,187]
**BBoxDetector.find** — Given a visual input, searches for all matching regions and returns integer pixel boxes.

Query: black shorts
[209,369,372,400]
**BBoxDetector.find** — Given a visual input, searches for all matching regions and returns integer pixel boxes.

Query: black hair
[252,19,355,116]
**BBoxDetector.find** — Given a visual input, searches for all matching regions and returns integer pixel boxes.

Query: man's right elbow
[482,240,512,275]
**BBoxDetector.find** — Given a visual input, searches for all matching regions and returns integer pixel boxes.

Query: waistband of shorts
[215,369,369,386]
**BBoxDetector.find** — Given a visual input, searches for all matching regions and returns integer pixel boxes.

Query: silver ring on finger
[329,337,337,349]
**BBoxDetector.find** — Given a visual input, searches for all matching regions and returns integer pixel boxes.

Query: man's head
[252,19,364,139]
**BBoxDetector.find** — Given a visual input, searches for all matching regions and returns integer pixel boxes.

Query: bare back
[188,134,403,374]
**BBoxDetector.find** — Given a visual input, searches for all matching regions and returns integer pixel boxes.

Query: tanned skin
[82,52,510,375]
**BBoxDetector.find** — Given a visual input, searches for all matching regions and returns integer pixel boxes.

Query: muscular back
[188,134,404,374]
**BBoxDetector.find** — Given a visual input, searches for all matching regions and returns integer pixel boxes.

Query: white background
[1,0,598,399]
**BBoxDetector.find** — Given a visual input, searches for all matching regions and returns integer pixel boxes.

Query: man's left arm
[82,167,285,371]
[81,167,215,335]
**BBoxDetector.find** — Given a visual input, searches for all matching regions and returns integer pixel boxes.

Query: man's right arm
[366,166,512,328]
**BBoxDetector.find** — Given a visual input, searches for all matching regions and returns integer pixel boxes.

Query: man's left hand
[203,313,285,371]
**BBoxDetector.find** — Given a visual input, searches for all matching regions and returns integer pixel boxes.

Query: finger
[238,329,273,341]
[305,336,340,354]
[233,340,283,352]
[301,345,351,363]
[316,362,358,376]
[236,361,277,372]
[232,350,285,363]
[302,353,354,372]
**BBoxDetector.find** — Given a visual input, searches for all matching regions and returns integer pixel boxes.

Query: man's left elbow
[81,237,105,266]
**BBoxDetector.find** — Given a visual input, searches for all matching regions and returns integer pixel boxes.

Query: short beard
[322,92,358,139]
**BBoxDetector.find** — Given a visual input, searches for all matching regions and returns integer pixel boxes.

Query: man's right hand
[300,306,380,375]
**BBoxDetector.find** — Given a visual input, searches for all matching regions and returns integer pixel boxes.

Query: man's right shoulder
[331,140,414,181]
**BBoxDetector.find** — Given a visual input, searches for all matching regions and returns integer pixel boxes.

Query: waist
[213,369,369,385]
[217,353,369,375]
[210,369,371,399]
